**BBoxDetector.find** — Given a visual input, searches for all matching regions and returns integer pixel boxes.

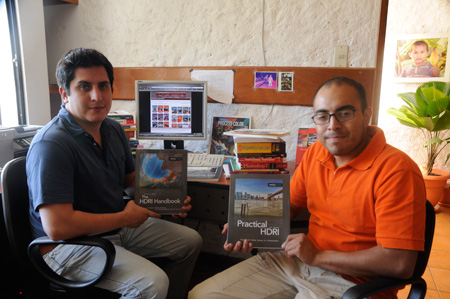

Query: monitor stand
[164,140,184,149]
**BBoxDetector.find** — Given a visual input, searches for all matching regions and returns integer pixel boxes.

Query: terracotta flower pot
[423,169,450,208]
[439,183,450,208]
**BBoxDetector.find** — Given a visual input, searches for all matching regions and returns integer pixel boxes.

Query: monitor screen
[135,80,207,148]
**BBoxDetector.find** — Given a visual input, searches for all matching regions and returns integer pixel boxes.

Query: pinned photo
[278,72,294,91]
[254,71,277,89]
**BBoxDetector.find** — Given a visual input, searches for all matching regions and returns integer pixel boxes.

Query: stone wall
[44,0,381,159]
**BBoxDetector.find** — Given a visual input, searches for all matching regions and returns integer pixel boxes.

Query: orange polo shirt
[290,126,426,299]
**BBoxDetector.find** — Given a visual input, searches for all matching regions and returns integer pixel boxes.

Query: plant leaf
[386,108,421,128]
[397,92,427,117]
[433,110,450,131]
[421,82,450,96]
[424,138,444,146]
[427,96,450,116]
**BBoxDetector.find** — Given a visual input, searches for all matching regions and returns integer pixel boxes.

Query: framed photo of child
[393,33,449,83]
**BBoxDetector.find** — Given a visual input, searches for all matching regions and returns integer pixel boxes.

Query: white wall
[44,2,82,85]
[43,0,382,159]
[16,0,51,125]
[378,1,450,171]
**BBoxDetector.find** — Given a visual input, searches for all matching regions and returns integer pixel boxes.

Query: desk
[188,171,230,223]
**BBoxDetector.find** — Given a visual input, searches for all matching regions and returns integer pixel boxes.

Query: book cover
[236,141,286,154]
[227,174,290,249]
[135,149,187,215]
[209,116,251,155]
[295,128,318,165]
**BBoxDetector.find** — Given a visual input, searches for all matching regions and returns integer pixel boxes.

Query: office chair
[342,199,435,299]
[1,156,119,298]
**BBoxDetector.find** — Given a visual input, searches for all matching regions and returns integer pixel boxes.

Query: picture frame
[392,33,449,83]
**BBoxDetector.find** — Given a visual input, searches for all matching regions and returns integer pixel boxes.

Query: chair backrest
[1,156,33,268]
[413,200,435,278]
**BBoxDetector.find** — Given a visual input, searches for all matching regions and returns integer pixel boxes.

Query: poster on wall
[254,71,277,89]
[393,33,449,83]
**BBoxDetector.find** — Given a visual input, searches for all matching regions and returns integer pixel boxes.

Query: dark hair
[411,40,429,53]
[312,76,367,109]
[56,48,114,95]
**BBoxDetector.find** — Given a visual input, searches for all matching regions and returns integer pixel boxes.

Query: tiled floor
[398,206,450,299]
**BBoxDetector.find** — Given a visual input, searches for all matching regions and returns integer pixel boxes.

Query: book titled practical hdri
[227,174,290,249]
[135,149,187,215]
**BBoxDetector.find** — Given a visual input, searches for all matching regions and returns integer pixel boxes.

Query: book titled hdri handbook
[227,174,290,249]
[135,149,187,215]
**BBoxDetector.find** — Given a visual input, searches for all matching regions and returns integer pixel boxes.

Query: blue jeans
[43,217,202,299]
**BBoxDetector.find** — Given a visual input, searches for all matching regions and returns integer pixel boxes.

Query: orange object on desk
[204,161,297,186]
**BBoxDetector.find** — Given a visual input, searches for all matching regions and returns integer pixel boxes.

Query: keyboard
[188,153,225,167]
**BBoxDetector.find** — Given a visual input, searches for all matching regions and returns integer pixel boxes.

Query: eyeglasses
[312,108,364,125]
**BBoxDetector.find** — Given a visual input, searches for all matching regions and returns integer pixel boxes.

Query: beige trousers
[189,251,357,299]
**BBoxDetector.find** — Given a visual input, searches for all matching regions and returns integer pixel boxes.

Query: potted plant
[387,81,450,208]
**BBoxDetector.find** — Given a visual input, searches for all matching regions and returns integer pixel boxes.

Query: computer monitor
[135,80,207,149]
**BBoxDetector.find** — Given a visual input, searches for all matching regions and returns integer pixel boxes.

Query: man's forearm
[313,246,418,279]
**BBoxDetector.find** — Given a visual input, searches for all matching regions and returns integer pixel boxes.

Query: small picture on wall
[254,71,277,89]
[278,72,294,92]
[393,33,449,83]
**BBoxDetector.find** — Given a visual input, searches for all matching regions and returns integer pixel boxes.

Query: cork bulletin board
[112,66,376,107]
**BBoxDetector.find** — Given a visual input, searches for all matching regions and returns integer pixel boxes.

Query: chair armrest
[341,276,425,299]
[28,236,116,289]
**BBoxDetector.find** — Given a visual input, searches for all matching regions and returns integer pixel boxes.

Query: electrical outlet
[334,45,348,67]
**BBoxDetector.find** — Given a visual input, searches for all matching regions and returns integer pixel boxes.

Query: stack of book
[107,110,139,151]
[223,129,290,174]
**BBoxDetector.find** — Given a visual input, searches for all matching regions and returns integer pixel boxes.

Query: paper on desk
[190,70,234,104]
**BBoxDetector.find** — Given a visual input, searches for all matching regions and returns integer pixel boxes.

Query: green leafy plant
[387,82,450,176]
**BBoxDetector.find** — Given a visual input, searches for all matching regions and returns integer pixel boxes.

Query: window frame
[4,0,26,125]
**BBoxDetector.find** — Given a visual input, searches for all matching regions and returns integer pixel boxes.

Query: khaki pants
[189,251,357,299]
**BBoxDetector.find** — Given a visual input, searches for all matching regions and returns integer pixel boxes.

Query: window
[0,0,25,127]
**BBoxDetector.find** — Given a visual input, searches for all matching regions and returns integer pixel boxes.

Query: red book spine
[237,157,286,163]
[239,162,288,169]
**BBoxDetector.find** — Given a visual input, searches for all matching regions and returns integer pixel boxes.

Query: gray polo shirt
[27,106,135,239]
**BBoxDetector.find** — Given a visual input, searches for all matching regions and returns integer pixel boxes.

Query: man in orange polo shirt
[189,77,426,299]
